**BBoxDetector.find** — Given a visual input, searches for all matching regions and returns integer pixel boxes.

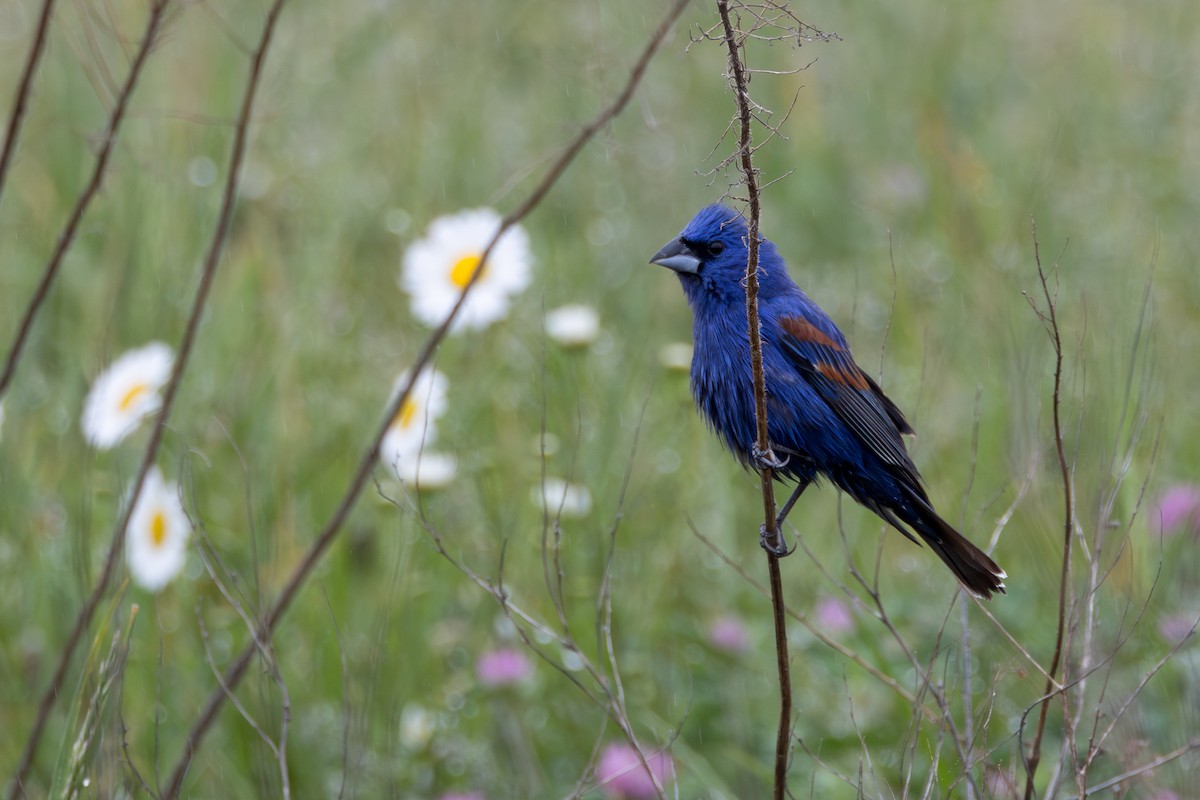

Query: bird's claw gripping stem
[759,522,792,557]
[751,444,789,472]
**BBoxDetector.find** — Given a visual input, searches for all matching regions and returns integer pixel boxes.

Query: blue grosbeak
[651,204,1005,598]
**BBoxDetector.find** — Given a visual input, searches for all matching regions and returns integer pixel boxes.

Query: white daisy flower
[399,703,434,749]
[533,478,593,519]
[658,342,693,372]
[400,208,532,332]
[126,466,191,592]
[545,304,600,348]
[81,342,174,449]
[394,451,458,489]
[380,367,449,473]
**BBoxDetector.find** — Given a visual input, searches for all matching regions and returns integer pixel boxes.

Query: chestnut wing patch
[781,316,845,351]
[778,315,919,477]
[815,361,870,390]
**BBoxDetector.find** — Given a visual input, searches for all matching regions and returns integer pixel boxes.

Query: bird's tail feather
[908,505,1006,599]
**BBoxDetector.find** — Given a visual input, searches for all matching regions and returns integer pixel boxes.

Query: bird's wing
[861,370,915,436]
[777,315,918,474]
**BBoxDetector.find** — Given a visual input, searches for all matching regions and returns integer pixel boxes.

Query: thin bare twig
[402,450,676,800]
[1022,221,1074,800]
[0,0,170,402]
[688,520,943,711]
[1061,738,1200,800]
[194,533,292,800]
[196,604,290,798]
[321,591,352,800]
[715,3,793,797]
[71,0,119,104]
[159,2,691,794]
[0,0,57,206]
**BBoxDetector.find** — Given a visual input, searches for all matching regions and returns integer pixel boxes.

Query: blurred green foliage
[1,0,1198,796]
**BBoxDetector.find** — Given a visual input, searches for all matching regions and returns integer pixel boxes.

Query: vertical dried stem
[716,3,790,798]
[1022,221,1074,800]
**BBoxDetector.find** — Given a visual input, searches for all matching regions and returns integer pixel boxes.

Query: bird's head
[650,204,784,306]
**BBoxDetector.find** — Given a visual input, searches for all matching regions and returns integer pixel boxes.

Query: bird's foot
[751,444,789,472]
[759,523,792,557]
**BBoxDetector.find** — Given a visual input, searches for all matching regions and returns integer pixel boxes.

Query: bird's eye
[709,241,725,255]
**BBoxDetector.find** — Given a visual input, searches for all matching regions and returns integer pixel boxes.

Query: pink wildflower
[708,615,751,653]
[983,768,1018,798]
[814,596,855,633]
[1153,485,1200,535]
[1158,614,1196,645]
[475,647,532,687]
[598,743,675,799]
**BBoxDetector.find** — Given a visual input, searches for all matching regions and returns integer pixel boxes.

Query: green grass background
[1,0,1198,796]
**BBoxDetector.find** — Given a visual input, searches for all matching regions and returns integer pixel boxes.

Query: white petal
[407,286,459,328]
[381,419,438,469]
[380,368,448,472]
[489,226,533,293]
[545,304,600,347]
[429,208,500,247]
[82,342,174,449]
[400,208,532,334]
[388,368,448,419]
[533,478,593,519]
[126,467,191,591]
[394,451,458,488]
[399,704,434,749]
[456,289,511,331]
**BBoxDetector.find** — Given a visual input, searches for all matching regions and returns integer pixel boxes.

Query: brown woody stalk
[160,1,691,795]
[716,3,791,798]
[1022,221,1074,800]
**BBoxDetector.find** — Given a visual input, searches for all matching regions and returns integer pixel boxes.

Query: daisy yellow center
[119,383,149,412]
[393,399,418,430]
[150,510,167,547]
[450,255,485,289]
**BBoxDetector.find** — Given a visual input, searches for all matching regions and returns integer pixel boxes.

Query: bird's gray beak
[649,238,701,275]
